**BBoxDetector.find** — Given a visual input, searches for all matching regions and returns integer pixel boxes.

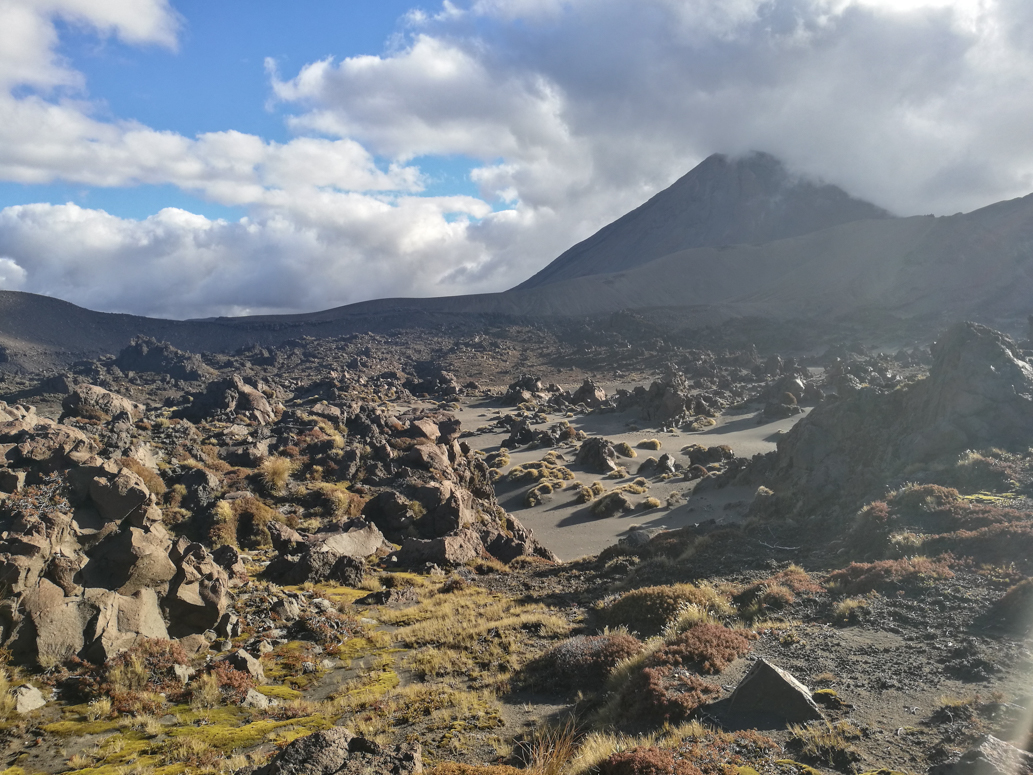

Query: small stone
[241,688,272,710]
[14,685,46,714]
[301,661,317,674]
[173,664,196,684]
[227,648,265,683]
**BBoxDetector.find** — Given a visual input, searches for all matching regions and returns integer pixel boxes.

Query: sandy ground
[449,399,811,561]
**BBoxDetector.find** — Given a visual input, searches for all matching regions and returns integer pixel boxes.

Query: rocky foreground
[0,324,1028,775]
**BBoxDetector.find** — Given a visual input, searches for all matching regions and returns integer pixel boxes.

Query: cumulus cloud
[4,0,1033,317]
[0,199,498,319]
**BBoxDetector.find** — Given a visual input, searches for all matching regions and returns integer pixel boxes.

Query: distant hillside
[515,152,893,289]
[4,156,1033,371]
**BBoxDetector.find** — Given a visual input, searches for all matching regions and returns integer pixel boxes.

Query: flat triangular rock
[726,658,824,725]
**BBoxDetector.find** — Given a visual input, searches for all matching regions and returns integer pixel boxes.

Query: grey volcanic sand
[450,399,811,561]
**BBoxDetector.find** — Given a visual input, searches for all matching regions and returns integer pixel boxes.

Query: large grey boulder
[395,529,483,567]
[575,437,618,473]
[263,521,385,586]
[62,384,141,420]
[84,588,169,663]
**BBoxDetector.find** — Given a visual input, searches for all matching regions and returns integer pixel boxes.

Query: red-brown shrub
[623,667,720,723]
[600,747,702,775]
[209,664,255,703]
[826,556,953,595]
[651,624,753,674]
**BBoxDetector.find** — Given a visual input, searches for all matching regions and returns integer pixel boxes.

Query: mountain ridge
[514,151,893,289]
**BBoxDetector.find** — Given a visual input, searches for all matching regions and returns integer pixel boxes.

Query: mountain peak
[515,152,892,290]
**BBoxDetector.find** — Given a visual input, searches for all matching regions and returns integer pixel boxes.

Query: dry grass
[381,586,570,689]
[788,720,861,769]
[260,456,296,495]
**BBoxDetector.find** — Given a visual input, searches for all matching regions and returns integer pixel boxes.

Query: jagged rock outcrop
[576,437,619,473]
[249,727,422,775]
[742,322,1033,513]
[930,735,1033,775]
[176,376,279,425]
[0,419,232,665]
[114,336,215,382]
[264,521,388,585]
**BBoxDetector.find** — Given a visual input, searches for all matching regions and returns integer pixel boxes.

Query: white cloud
[3,0,1033,317]
[0,198,497,318]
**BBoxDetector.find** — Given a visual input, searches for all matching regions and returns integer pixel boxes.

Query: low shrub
[600,746,702,775]
[650,623,753,674]
[986,578,1033,633]
[826,556,953,595]
[100,639,191,702]
[600,584,730,636]
[622,667,720,723]
[540,633,643,689]
[428,766,525,775]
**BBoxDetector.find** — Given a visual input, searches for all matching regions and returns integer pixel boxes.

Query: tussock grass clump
[637,439,662,450]
[507,460,576,484]
[260,456,296,495]
[831,597,868,623]
[302,481,365,520]
[600,583,732,637]
[525,482,554,508]
[614,442,637,458]
[606,467,628,480]
[591,492,633,519]
[639,497,662,510]
[485,450,511,471]
[788,721,862,770]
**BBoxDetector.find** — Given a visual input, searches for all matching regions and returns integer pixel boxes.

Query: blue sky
[0,1,481,220]
[0,0,1030,318]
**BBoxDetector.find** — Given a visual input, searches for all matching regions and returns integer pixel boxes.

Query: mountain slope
[515,151,893,289]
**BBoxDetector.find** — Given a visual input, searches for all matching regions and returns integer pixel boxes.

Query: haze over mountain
[3,151,1033,370]
[516,152,893,289]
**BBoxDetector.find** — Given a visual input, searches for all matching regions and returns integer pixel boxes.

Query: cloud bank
[1,0,1033,317]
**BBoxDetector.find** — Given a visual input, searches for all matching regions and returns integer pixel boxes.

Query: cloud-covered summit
[1,0,1033,318]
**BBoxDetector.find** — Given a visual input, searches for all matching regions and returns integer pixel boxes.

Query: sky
[0,0,1031,319]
